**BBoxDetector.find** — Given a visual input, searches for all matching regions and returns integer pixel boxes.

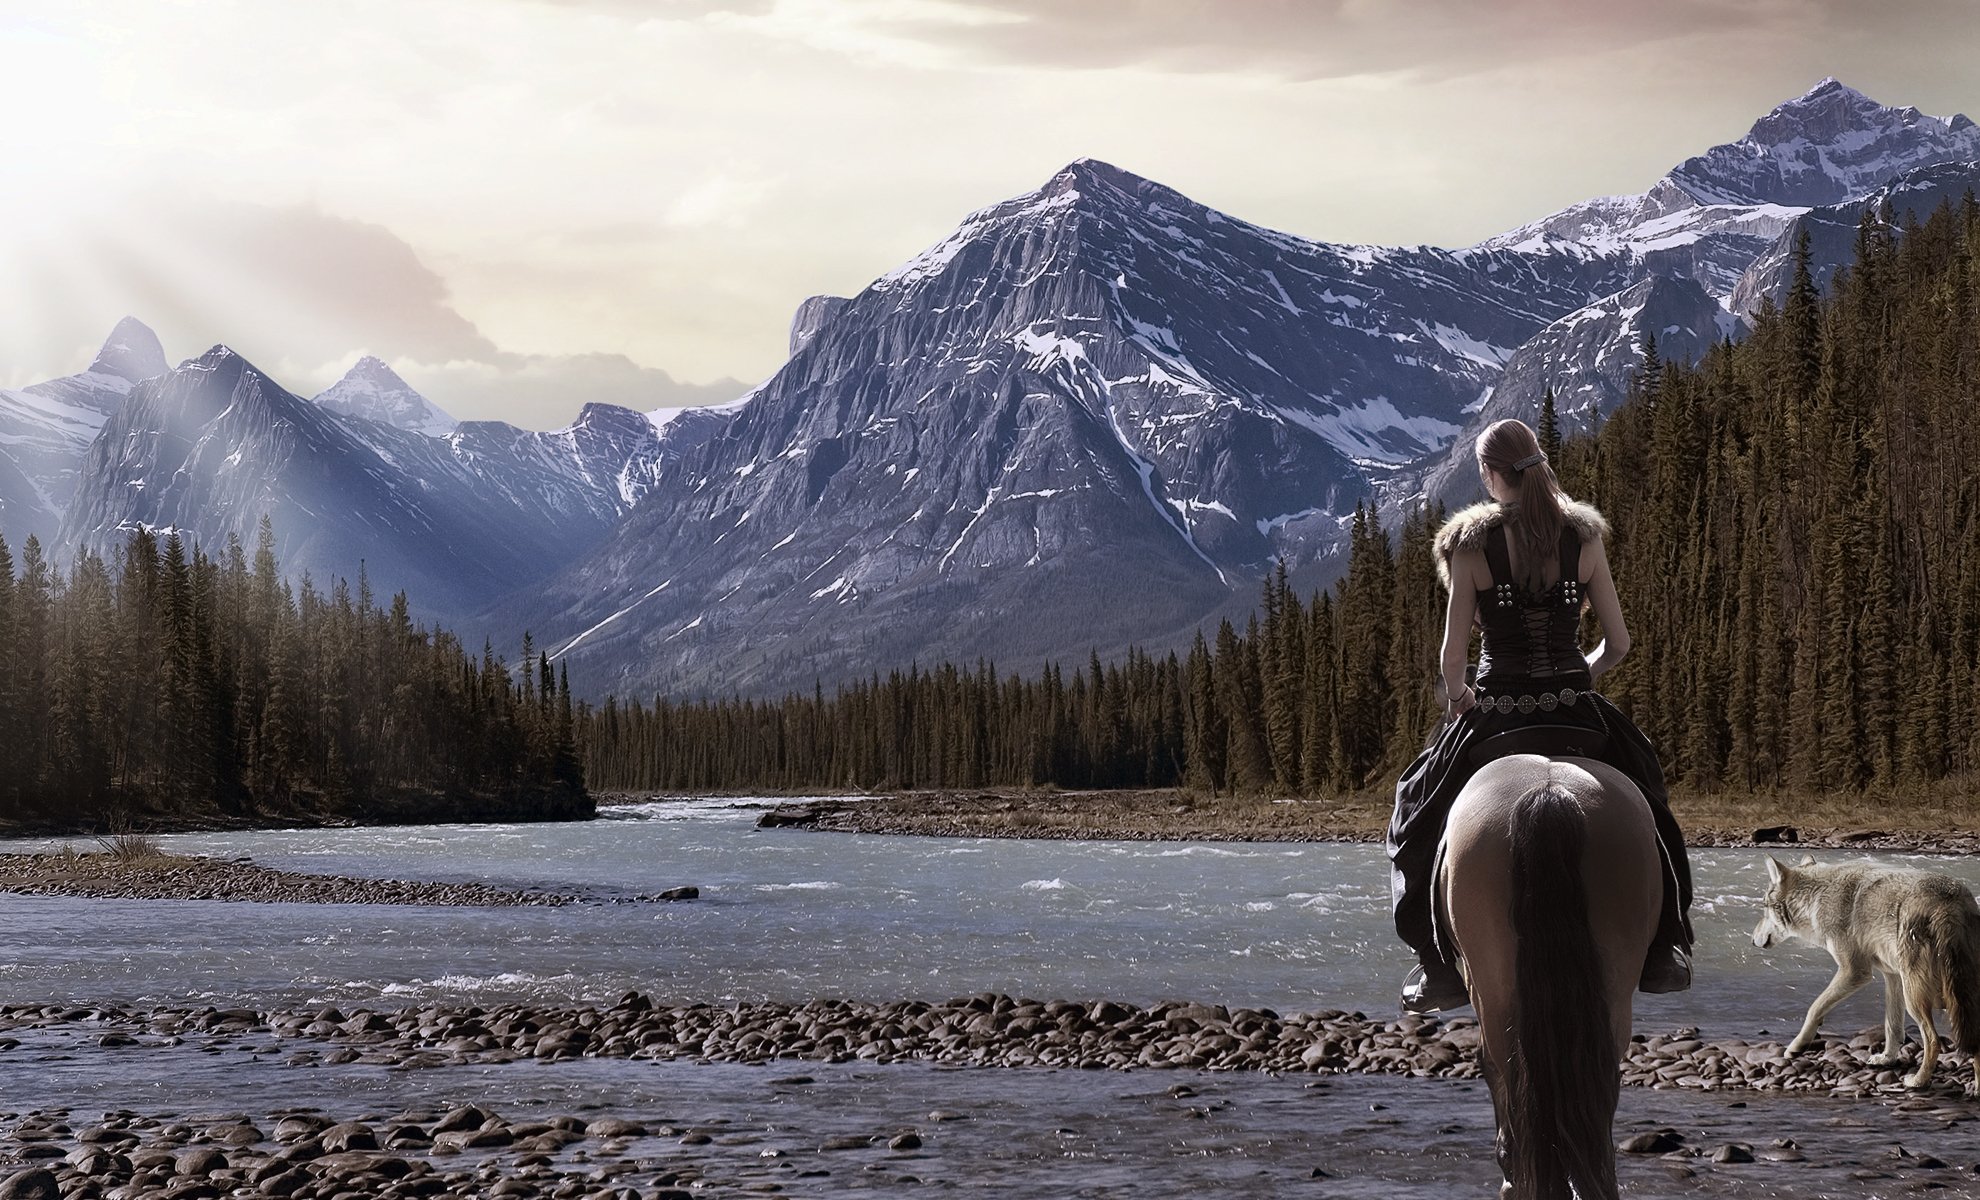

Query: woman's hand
[1445,683,1476,721]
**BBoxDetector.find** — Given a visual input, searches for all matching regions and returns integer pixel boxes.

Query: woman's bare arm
[1582,535,1631,681]
[1441,548,1484,715]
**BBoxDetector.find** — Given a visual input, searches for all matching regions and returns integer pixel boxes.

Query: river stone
[1711,1144,1755,1163]
[174,1147,228,1176]
[1620,1131,1685,1154]
[0,1169,58,1200]
[435,1127,513,1150]
[432,1106,490,1134]
[889,1132,922,1151]
[318,1122,377,1153]
[584,1119,646,1139]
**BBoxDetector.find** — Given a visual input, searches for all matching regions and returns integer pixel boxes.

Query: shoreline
[0,787,597,842]
[0,850,698,907]
[698,788,1980,855]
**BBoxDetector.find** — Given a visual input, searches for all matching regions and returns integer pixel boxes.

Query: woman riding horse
[1387,417,1694,1013]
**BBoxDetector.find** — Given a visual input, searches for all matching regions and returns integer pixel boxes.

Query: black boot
[1400,959,1470,1014]
[1638,942,1693,994]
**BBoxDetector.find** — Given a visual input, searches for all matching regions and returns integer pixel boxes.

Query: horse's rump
[1440,756,1660,1200]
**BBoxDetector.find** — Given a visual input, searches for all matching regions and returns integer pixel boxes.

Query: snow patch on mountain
[313,357,457,436]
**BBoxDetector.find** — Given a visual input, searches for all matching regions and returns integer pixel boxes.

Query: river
[3,796,1964,1038]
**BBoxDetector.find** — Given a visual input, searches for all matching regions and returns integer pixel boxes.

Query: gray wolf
[1752,855,1980,1092]
[1439,754,1660,1200]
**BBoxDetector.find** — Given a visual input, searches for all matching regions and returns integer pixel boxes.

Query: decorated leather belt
[1476,686,1586,715]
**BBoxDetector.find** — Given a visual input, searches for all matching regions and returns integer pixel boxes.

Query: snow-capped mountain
[32,80,1980,698]
[0,317,168,547]
[1669,77,1980,208]
[490,158,1647,696]
[1478,79,1980,304]
[502,82,1980,697]
[311,355,457,436]
[59,347,730,619]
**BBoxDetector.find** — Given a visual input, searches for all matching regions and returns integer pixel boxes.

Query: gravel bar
[3,994,1975,1100]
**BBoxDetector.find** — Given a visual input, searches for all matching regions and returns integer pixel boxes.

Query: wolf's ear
[1799,854,1816,867]
[1765,856,1785,884]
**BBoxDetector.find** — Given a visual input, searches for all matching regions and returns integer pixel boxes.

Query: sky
[3,0,1978,427]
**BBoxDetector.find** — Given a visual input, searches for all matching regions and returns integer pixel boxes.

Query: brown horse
[1438,754,1662,1200]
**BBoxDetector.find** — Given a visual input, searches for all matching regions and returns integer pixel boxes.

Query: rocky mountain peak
[312,355,457,437]
[87,317,170,383]
[1664,79,1980,208]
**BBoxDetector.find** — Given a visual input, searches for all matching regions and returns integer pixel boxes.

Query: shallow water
[3,798,1975,1042]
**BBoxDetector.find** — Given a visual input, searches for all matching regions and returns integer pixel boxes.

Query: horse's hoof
[1867,1052,1900,1066]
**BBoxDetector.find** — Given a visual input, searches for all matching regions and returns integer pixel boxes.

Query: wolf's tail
[1944,909,1980,1056]
[1905,896,1980,1055]
[1503,783,1618,1200]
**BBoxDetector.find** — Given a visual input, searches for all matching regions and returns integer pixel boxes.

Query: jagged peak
[186,344,243,370]
[568,401,651,435]
[88,316,169,383]
[1745,77,1970,147]
[314,354,456,435]
[876,159,1206,291]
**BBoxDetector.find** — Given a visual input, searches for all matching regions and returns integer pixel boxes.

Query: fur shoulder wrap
[1433,499,1610,590]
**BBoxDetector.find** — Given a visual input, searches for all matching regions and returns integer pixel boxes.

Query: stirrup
[1400,963,1471,1014]
[1639,944,1693,995]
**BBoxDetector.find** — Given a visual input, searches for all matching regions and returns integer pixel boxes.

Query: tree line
[0,519,584,826]
[587,196,1980,801]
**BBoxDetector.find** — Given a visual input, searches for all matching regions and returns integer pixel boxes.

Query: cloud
[1,190,742,426]
[382,351,746,423]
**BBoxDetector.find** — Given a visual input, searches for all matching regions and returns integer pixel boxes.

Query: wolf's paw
[1903,1070,1932,1089]
[1784,1038,1811,1056]
[1867,1051,1903,1066]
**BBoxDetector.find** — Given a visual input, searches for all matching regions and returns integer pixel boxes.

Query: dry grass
[91,833,166,863]
[1669,777,1980,838]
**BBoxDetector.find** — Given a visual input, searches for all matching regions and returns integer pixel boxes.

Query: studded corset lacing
[1473,522,1589,684]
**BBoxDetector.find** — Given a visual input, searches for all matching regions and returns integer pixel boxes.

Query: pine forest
[0,519,587,827]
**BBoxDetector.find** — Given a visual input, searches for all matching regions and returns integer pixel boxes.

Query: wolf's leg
[1901,975,1941,1089]
[1868,971,1909,1066]
[1787,961,1872,1055]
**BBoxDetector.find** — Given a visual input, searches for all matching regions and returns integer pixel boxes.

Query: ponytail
[1476,419,1565,591]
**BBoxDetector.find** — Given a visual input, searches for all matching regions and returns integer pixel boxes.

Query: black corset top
[1474,522,1590,683]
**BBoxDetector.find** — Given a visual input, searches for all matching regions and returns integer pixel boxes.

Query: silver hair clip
[1511,452,1546,471]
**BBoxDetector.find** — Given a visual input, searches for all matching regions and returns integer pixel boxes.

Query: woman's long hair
[1476,418,1566,591]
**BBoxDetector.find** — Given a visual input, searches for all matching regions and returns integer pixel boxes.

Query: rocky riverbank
[0,1104,729,1200]
[733,789,1980,854]
[3,993,1973,1100]
[0,851,698,907]
[4,1079,1971,1200]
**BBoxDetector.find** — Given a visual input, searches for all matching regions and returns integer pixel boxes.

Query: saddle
[1464,723,1611,770]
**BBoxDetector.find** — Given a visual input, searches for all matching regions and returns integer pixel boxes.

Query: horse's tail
[1503,783,1619,1200]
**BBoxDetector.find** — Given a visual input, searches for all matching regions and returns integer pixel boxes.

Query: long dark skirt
[1386,683,1693,963]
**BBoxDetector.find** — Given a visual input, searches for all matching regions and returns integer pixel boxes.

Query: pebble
[5,996,1977,1100]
